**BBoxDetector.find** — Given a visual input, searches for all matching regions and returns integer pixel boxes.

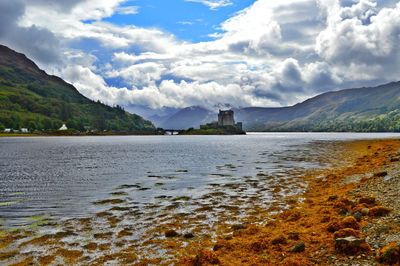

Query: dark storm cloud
[0,1,24,36]
[7,25,61,64]
[0,0,61,65]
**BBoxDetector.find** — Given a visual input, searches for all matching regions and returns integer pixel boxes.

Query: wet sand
[1,139,400,265]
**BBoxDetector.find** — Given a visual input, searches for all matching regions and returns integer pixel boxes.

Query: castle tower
[218,110,235,126]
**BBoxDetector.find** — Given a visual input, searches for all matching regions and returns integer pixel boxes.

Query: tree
[60,102,72,121]
[10,114,21,129]
[42,118,53,130]
[28,120,37,131]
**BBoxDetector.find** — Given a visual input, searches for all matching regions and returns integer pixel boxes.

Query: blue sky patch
[104,0,256,42]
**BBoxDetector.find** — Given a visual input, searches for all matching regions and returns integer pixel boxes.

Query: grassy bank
[0,133,37,137]
[0,131,160,137]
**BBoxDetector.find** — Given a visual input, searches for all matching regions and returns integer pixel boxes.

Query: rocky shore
[1,138,400,265]
[180,139,400,265]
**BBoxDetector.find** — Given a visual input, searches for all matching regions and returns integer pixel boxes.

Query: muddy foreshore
[1,139,400,265]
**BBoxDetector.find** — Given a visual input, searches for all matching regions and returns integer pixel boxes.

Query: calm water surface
[0,133,398,227]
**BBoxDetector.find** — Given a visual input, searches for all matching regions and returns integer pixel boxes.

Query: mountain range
[2,43,400,133]
[236,82,400,132]
[0,45,154,132]
[153,82,400,132]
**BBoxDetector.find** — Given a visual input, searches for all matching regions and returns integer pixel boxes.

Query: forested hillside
[0,45,154,132]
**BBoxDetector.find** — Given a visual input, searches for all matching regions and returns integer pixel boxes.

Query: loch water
[0,133,398,227]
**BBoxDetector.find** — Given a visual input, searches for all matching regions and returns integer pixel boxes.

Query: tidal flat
[0,134,400,265]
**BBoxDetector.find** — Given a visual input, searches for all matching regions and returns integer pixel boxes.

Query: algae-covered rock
[368,206,391,217]
[358,196,376,206]
[183,232,195,239]
[290,242,305,253]
[271,235,287,245]
[165,229,179,238]
[193,250,219,265]
[340,216,360,230]
[231,224,247,231]
[327,220,341,233]
[288,232,300,240]
[378,243,400,265]
[335,236,370,255]
[333,228,361,239]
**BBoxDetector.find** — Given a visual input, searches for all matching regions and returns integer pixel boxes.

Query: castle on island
[200,109,244,133]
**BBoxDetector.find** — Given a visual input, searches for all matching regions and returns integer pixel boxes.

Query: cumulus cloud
[1,0,400,111]
[107,62,167,87]
[316,0,400,81]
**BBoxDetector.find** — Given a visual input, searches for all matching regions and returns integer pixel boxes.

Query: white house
[59,124,68,131]
[21,128,29,133]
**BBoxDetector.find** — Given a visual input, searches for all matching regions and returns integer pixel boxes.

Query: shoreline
[0,132,160,137]
[1,132,399,138]
[1,138,400,265]
[179,139,400,265]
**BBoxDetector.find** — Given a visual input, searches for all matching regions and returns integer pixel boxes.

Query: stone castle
[218,110,235,127]
[200,109,243,132]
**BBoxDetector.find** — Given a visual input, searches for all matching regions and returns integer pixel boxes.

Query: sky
[0,0,400,114]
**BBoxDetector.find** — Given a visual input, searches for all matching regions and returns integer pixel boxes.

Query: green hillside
[0,45,154,132]
[236,82,400,132]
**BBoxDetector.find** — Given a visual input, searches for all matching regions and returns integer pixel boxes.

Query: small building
[59,124,68,131]
[4,128,11,133]
[21,128,29,133]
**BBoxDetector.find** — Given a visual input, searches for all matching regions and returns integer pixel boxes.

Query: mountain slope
[158,106,215,129]
[236,82,400,132]
[0,45,154,132]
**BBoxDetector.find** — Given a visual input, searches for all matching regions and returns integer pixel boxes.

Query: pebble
[353,212,363,222]
[290,242,305,253]
[183,232,195,239]
[231,224,247,231]
[165,230,179,238]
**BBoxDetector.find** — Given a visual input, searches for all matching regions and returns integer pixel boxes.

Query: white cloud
[316,1,400,81]
[117,6,139,15]
[107,62,167,87]
[185,0,232,10]
[112,52,173,64]
[3,0,400,111]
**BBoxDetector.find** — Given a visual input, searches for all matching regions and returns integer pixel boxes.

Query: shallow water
[0,133,398,227]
